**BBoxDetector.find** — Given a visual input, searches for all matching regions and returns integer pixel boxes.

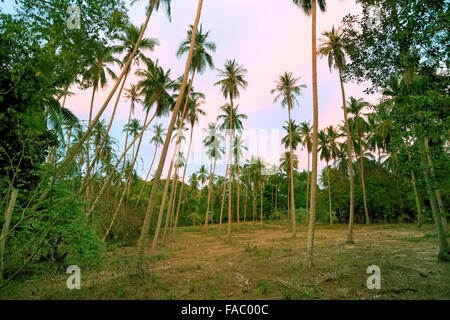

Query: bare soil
[1,222,449,300]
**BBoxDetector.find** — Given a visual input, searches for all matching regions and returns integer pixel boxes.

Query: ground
[1,222,449,300]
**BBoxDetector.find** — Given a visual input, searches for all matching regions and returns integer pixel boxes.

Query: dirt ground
[1,222,449,300]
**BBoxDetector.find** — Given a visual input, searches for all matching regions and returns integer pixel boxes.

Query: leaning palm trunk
[88,111,156,216]
[137,0,204,262]
[424,138,447,230]
[327,165,332,225]
[173,129,195,235]
[136,144,159,204]
[116,94,134,198]
[305,0,319,267]
[217,164,229,237]
[150,140,180,251]
[408,150,422,227]
[35,1,158,214]
[163,165,179,245]
[82,70,130,196]
[0,188,18,280]
[420,143,449,261]
[359,138,370,224]
[103,111,151,239]
[85,87,96,200]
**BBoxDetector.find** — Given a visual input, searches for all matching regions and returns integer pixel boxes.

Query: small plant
[189,277,197,293]
[282,247,292,252]
[209,290,219,300]
[257,279,271,295]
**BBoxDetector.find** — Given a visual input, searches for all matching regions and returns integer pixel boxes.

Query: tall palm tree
[318,24,355,244]
[214,59,248,241]
[137,123,166,203]
[271,72,306,238]
[347,96,371,225]
[293,0,327,267]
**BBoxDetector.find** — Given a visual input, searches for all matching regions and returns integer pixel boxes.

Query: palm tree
[292,0,327,267]
[214,59,248,241]
[280,151,299,220]
[136,123,166,203]
[271,72,306,238]
[347,97,371,225]
[300,121,312,223]
[318,24,355,244]
[318,129,333,224]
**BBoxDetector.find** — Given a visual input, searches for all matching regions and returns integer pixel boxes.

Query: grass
[1,222,449,300]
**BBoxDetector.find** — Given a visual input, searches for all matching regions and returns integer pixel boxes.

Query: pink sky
[66,0,381,180]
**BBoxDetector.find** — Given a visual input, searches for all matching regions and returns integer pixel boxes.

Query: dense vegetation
[0,0,448,292]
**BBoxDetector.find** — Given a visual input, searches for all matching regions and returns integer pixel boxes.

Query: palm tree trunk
[288,103,296,238]
[103,111,150,238]
[260,183,263,224]
[0,188,18,280]
[252,184,257,224]
[137,0,204,262]
[305,0,319,267]
[420,143,449,261]
[218,164,229,237]
[244,183,247,222]
[424,137,447,230]
[227,98,234,242]
[38,2,157,215]
[204,157,214,232]
[338,67,355,244]
[84,69,130,196]
[327,165,332,225]
[236,159,240,227]
[173,127,194,235]
[150,141,180,251]
[359,138,370,224]
[85,86,96,200]
[164,165,179,244]
[87,110,155,216]
[137,144,159,204]
[116,96,134,198]
[275,183,278,213]
[408,150,422,227]
[306,151,310,223]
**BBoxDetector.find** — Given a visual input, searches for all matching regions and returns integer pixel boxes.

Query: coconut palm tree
[292,0,327,267]
[347,96,371,225]
[318,24,355,245]
[214,59,248,241]
[137,123,166,204]
[271,72,306,238]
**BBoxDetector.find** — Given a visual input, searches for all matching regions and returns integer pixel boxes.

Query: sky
[4,0,382,181]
